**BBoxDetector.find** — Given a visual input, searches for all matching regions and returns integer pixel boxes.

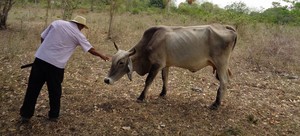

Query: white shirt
[35,20,92,69]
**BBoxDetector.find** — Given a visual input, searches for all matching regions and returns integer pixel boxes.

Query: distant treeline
[15,0,300,26]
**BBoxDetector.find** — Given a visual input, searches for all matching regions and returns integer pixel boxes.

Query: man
[19,15,110,123]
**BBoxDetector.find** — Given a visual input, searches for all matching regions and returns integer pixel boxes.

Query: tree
[90,0,94,11]
[61,0,79,20]
[272,2,282,8]
[0,0,15,30]
[262,7,292,24]
[225,2,250,14]
[293,2,300,9]
[149,0,165,8]
[165,0,171,12]
[107,0,122,39]
[200,2,220,13]
[186,0,196,5]
[44,0,51,28]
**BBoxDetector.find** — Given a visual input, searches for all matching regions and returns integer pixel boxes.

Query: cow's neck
[130,54,150,76]
[130,55,139,71]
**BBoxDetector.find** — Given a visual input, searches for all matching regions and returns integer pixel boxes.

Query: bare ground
[1,10,300,136]
[1,40,299,136]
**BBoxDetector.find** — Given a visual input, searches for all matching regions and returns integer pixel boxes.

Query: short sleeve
[41,24,53,39]
[77,33,93,52]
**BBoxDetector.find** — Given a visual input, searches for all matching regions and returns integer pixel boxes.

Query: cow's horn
[113,42,119,51]
[128,48,136,56]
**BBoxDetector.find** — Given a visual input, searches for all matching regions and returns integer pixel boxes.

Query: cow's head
[104,42,136,85]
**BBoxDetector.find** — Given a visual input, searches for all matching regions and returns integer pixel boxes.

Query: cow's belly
[171,58,209,72]
[166,47,211,72]
[164,31,212,72]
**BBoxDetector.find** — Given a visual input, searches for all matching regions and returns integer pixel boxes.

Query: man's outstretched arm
[88,48,110,61]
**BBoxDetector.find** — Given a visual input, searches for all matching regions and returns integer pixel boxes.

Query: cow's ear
[114,42,119,51]
[127,58,133,81]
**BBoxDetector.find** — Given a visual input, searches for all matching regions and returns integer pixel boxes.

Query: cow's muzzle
[104,77,112,84]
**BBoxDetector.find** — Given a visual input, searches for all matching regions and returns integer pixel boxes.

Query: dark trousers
[20,58,64,119]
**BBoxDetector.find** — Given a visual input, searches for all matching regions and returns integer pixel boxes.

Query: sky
[175,0,292,10]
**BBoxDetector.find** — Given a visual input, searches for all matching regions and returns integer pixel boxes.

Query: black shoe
[20,117,30,124]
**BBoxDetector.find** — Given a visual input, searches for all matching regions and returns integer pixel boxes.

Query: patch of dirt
[1,50,299,135]
[0,12,299,135]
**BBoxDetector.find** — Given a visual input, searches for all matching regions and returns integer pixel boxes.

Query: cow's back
[164,25,236,71]
[131,25,236,73]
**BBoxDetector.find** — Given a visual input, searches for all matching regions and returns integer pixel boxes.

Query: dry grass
[0,6,299,135]
[239,24,300,73]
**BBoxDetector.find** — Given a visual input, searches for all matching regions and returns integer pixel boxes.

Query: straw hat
[70,16,89,29]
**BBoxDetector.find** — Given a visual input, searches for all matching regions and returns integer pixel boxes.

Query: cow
[104,24,237,110]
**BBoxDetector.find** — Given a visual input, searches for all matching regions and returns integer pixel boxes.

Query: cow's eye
[119,61,124,65]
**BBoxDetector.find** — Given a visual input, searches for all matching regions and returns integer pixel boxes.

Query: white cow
[104,24,237,109]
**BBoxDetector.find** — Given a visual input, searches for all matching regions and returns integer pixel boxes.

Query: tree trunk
[44,0,51,28]
[108,0,116,39]
[166,0,170,13]
[0,0,14,30]
[90,0,94,12]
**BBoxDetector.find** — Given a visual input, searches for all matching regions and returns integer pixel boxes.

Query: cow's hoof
[209,103,219,110]
[159,95,167,100]
[159,92,166,97]
[136,98,145,103]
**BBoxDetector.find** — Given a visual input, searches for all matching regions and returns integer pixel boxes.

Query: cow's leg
[159,67,169,98]
[137,64,161,102]
[210,65,229,110]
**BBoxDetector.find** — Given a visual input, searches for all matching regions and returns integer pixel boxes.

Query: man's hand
[100,54,111,62]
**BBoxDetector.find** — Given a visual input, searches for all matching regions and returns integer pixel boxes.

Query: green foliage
[61,0,80,20]
[174,1,300,26]
[149,0,165,8]
[99,0,110,5]
[176,3,201,16]
[126,0,150,14]
[262,7,290,24]
[225,2,250,14]
[289,2,300,25]
[200,2,221,13]
[258,2,300,25]
[11,0,300,26]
